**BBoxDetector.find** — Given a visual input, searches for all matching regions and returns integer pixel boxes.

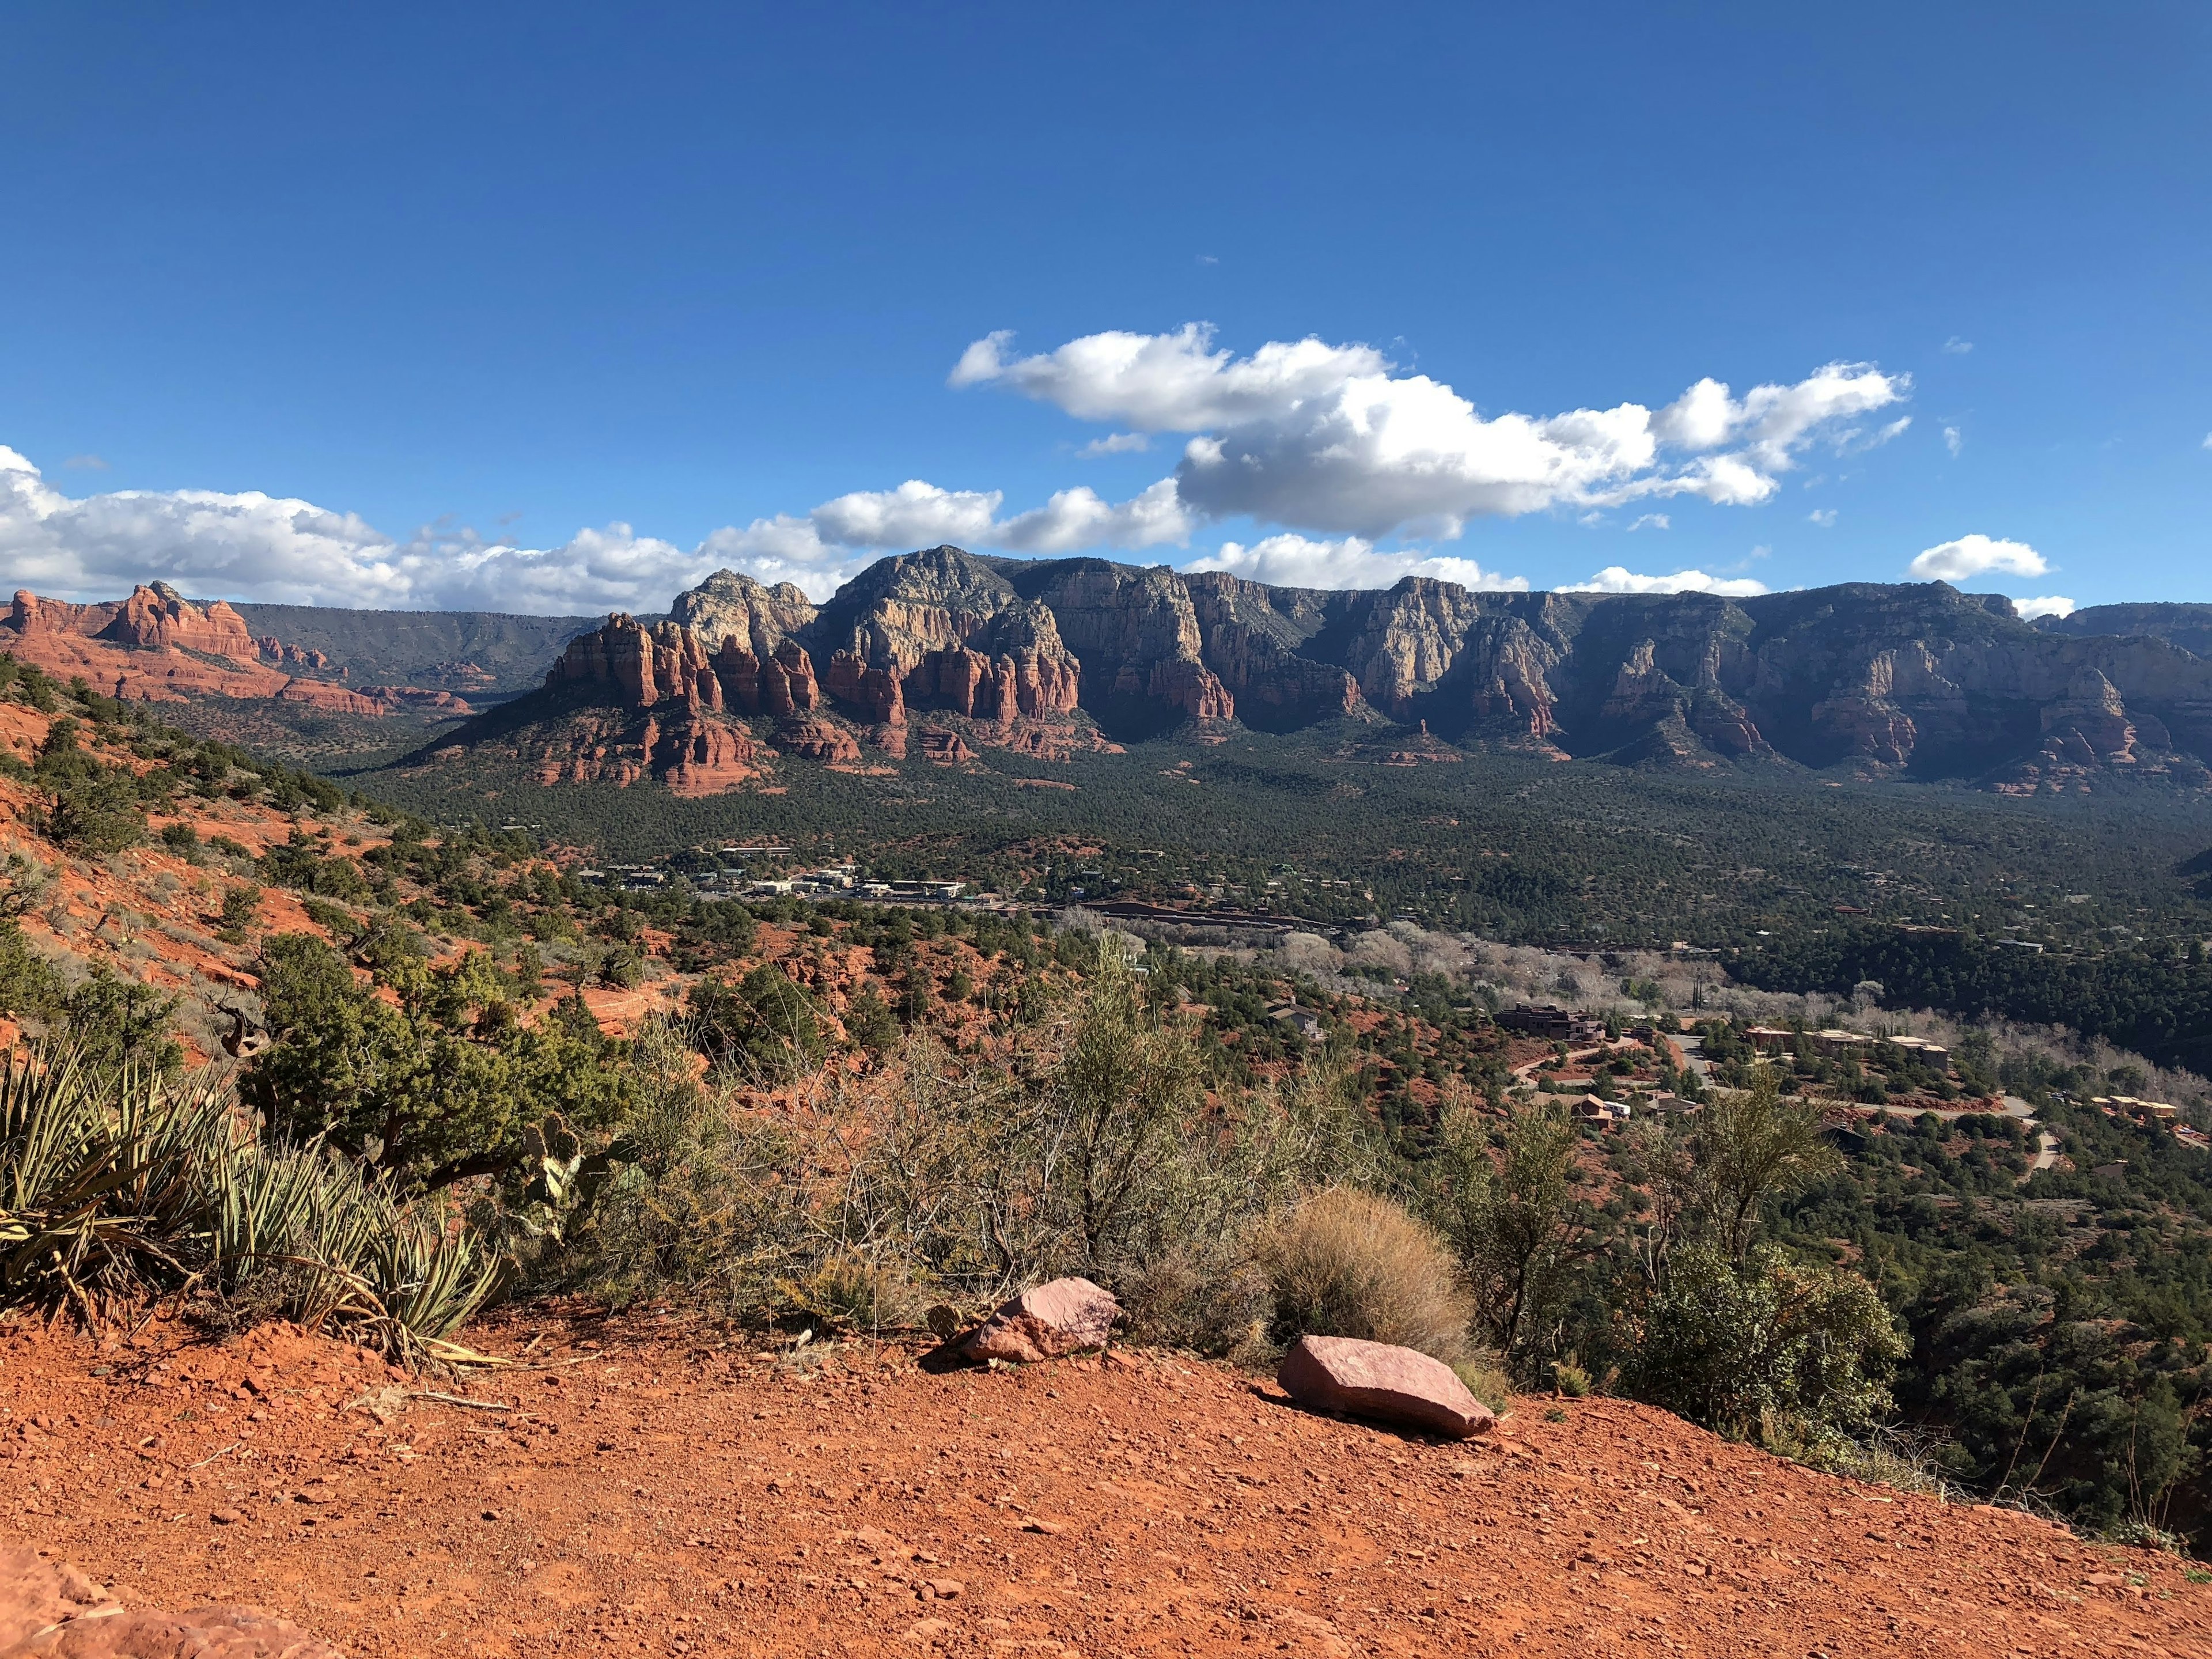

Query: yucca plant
[1,1040,501,1357]
[0,1046,234,1319]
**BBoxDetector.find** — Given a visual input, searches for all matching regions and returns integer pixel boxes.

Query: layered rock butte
[423,546,2212,795]
[1,584,472,718]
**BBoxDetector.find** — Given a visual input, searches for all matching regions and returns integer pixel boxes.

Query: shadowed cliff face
[421,553,2212,793]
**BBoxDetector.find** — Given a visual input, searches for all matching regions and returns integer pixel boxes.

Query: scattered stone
[0,1550,344,1658]
[923,1580,964,1600]
[0,1552,119,1648]
[1275,1335,1496,1439]
[953,1278,1118,1365]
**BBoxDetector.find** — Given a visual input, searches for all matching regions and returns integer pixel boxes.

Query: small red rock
[1275,1335,1496,1439]
[954,1278,1118,1365]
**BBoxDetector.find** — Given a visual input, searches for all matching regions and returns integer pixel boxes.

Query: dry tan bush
[1253,1187,1476,1365]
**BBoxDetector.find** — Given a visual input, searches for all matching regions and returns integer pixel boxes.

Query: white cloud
[1943,337,1974,355]
[1626,513,1670,532]
[1078,431,1152,457]
[807,480,1003,550]
[0,445,1195,613]
[1808,507,1837,527]
[956,325,1910,539]
[951,324,1391,430]
[1908,533,2049,582]
[2015,596,2075,620]
[1559,566,1770,597]
[1944,425,1963,457]
[998,479,1193,554]
[2202,431,2211,450]
[1187,533,1527,593]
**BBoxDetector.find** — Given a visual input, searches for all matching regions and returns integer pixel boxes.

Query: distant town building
[1501,1004,1600,1042]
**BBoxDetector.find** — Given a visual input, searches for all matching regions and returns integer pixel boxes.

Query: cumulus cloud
[1078,432,1151,457]
[1908,533,2049,582]
[1943,337,1974,355]
[1808,507,1837,527]
[956,325,1910,539]
[1558,566,1770,597]
[2015,596,2075,620]
[807,480,1003,550]
[1187,533,1527,593]
[1944,425,1963,457]
[0,446,1190,613]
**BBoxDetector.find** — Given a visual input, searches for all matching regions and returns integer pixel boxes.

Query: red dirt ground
[3,1312,2208,1658]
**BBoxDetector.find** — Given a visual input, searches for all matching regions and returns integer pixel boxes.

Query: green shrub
[244,934,629,1196]
[218,882,264,936]
[39,772,146,855]
[686,964,825,1082]
[1455,1357,1516,1415]
[1627,1241,1905,1438]
[791,1250,929,1332]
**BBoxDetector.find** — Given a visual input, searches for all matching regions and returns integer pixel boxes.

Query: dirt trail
[2,1311,2206,1658]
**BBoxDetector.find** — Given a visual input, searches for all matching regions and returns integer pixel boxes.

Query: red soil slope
[3,1312,2204,1658]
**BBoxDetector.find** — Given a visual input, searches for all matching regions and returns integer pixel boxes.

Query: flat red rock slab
[1276,1334,1495,1438]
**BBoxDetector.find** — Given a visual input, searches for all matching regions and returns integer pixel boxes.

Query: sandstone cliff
[809,547,1084,732]
[657,555,2212,787]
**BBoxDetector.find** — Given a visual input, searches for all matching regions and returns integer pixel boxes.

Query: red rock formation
[671,567,820,656]
[820,649,903,723]
[360,686,474,713]
[103,584,259,660]
[1,587,412,713]
[547,615,725,711]
[797,550,1083,733]
[260,636,332,671]
[656,714,771,795]
[760,639,819,715]
[1141,657,1233,721]
[773,716,862,763]
[915,728,974,765]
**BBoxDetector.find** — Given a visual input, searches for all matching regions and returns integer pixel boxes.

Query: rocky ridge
[2,585,470,720]
[33,562,2212,794]
[494,551,2212,792]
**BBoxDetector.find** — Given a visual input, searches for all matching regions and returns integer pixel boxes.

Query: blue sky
[2,2,2206,615]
